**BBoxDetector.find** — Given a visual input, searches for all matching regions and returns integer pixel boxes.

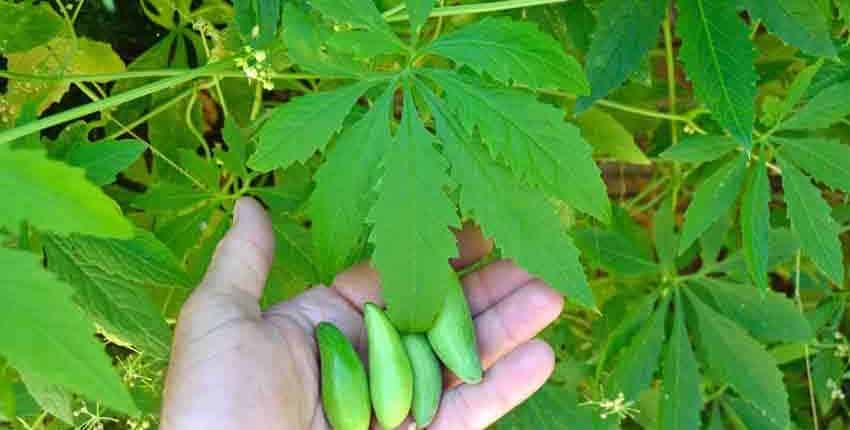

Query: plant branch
[385,0,568,23]
[0,60,232,145]
[796,251,820,430]
[0,69,322,83]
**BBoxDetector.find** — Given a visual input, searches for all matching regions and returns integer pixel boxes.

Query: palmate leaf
[596,293,658,378]
[660,292,702,430]
[132,182,214,213]
[740,160,770,292]
[423,69,610,222]
[367,87,460,332]
[777,137,850,192]
[310,0,400,43]
[421,83,594,308]
[575,0,667,111]
[426,17,589,93]
[778,156,845,284]
[0,1,63,54]
[282,3,370,77]
[309,86,394,282]
[679,153,748,253]
[0,248,136,414]
[743,0,835,57]
[249,80,379,172]
[406,0,435,41]
[677,0,757,147]
[573,227,658,277]
[685,289,790,430]
[44,230,189,360]
[0,148,133,239]
[607,295,669,401]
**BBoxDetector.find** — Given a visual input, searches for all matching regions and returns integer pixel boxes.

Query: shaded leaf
[496,383,617,429]
[132,182,214,212]
[740,161,770,292]
[575,107,650,164]
[659,136,739,164]
[743,0,835,57]
[777,137,850,192]
[779,81,850,131]
[678,0,757,146]
[779,156,845,284]
[0,2,63,54]
[575,0,667,110]
[18,371,73,424]
[660,291,702,430]
[679,153,748,253]
[66,140,147,186]
[607,295,669,400]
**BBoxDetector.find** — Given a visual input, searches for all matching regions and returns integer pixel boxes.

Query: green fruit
[316,322,371,430]
[364,303,414,429]
[403,333,443,428]
[427,276,483,384]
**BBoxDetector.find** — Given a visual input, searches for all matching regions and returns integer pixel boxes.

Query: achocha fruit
[316,322,371,430]
[364,303,414,429]
[403,333,443,428]
[427,276,483,384]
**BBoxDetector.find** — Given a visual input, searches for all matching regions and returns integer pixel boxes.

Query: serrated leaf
[700,212,733,264]
[310,0,398,39]
[367,87,459,332]
[425,69,610,222]
[177,149,220,190]
[678,0,757,146]
[18,371,74,424]
[575,107,650,164]
[575,0,667,111]
[233,0,280,47]
[309,86,394,282]
[326,31,404,58]
[0,148,133,239]
[249,80,377,171]
[660,292,702,430]
[724,396,784,430]
[777,137,850,192]
[679,153,748,253]
[779,156,845,284]
[607,295,669,400]
[710,228,799,277]
[219,117,248,176]
[0,248,136,414]
[659,135,739,164]
[44,230,189,359]
[496,383,617,429]
[253,166,313,216]
[685,289,790,429]
[0,2,63,54]
[692,279,812,343]
[779,81,850,131]
[423,85,594,308]
[132,182,214,212]
[741,160,770,292]
[743,0,835,57]
[66,140,147,186]
[427,17,589,93]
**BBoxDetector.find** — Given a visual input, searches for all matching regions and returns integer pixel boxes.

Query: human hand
[160,197,564,429]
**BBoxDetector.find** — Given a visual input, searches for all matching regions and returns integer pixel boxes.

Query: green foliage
[0,0,849,427]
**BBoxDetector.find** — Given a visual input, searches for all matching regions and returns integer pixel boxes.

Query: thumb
[198,197,276,300]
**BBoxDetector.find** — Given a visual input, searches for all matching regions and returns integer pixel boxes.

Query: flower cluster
[235,46,274,90]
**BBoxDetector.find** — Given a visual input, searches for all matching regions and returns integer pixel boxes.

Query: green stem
[385,0,568,22]
[101,88,193,141]
[662,3,683,213]
[0,60,232,145]
[0,69,323,83]
[796,251,820,430]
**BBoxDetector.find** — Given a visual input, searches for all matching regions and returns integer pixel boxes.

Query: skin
[160,197,565,430]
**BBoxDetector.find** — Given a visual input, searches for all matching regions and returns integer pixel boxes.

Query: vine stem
[796,251,820,430]
[0,69,321,83]
[0,60,232,145]
[385,0,568,22]
[662,3,682,213]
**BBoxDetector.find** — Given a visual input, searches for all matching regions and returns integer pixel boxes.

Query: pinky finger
[427,340,555,430]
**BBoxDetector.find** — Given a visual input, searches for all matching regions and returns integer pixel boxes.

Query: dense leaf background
[0,0,849,428]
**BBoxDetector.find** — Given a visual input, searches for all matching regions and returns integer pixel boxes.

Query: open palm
[161,198,564,430]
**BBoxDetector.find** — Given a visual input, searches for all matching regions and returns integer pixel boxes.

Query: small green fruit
[403,333,443,428]
[427,276,482,384]
[316,322,371,430]
[365,303,414,429]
